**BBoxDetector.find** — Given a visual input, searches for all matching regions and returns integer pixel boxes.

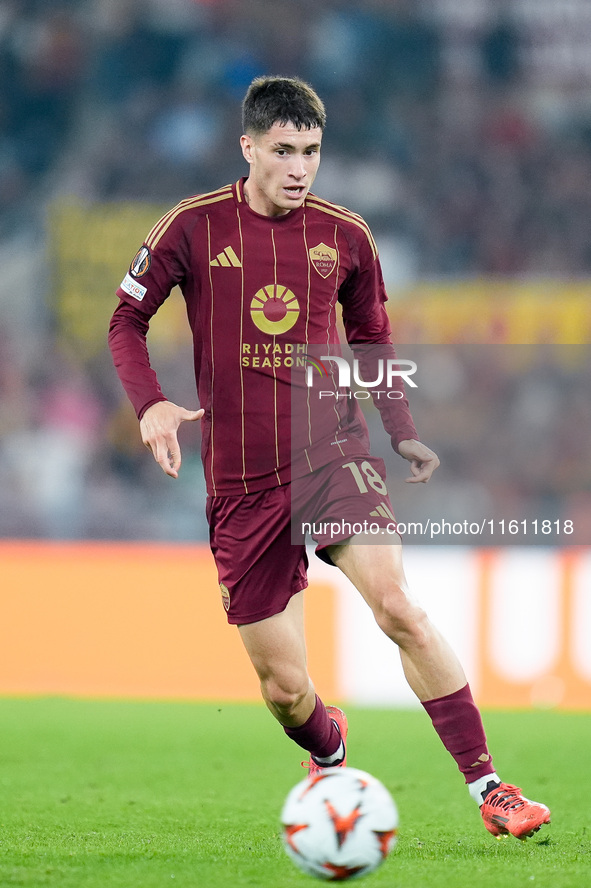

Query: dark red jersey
[108,178,418,495]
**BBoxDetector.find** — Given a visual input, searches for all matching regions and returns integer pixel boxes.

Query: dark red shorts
[206,486,309,625]
[291,455,397,558]
[207,455,397,625]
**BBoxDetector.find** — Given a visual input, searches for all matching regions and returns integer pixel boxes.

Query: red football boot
[303,706,348,778]
[481,783,551,840]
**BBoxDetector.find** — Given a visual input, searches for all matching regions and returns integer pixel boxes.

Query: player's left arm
[339,229,440,481]
[397,438,440,484]
[339,237,417,445]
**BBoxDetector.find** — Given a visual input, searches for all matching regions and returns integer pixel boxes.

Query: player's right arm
[140,400,204,479]
[109,301,203,478]
[108,213,201,477]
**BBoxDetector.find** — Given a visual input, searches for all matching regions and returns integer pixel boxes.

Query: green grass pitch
[0,699,588,888]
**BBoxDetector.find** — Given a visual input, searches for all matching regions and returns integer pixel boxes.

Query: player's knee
[262,674,309,717]
[373,588,430,649]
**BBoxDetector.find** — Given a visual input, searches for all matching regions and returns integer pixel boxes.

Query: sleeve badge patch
[120,272,147,302]
[130,245,152,278]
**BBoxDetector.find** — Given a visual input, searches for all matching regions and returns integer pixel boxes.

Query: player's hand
[140,400,204,479]
[397,439,440,484]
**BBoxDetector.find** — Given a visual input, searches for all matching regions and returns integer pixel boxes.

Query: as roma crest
[220,582,231,612]
[309,243,338,279]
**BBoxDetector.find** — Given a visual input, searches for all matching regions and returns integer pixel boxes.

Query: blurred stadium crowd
[0,0,590,542]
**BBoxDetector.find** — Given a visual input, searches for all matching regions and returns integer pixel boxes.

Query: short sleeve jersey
[111,178,418,495]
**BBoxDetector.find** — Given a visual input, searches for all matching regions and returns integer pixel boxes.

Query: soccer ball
[280,767,398,881]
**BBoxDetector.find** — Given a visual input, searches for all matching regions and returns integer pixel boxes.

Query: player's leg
[207,487,344,771]
[308,459,492,781]
[238,591,346,770]
[238,589,313,726]
[328,538,550,837]
[327,539,468,702]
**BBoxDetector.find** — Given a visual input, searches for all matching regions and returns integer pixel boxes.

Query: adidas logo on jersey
[210,246,242,267]
[369,503,396,521]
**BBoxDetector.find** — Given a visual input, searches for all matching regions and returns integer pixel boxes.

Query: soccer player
[108,76,550,840]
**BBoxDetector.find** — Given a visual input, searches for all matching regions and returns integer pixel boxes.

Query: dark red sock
[283,695,341,758]
[421,683,495,783]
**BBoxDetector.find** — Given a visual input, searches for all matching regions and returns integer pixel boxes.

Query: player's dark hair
[242,76,326,135]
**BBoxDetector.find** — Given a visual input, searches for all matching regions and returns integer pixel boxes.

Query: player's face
[240,122,322,217]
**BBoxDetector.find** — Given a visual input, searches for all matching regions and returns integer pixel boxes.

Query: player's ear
[240,134,255,164]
